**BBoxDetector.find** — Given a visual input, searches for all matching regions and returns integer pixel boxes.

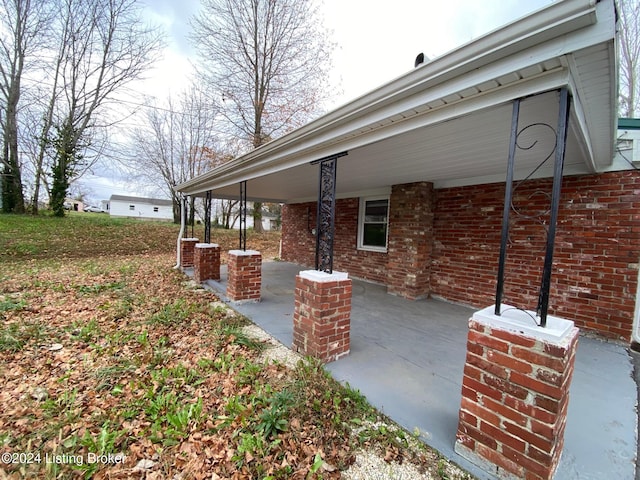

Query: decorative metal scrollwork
[316,158,337,273]
[312,152,348,273]
[508,122,557,249]
[495,88,571,327]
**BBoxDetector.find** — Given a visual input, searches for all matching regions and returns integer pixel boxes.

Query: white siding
[109,199,173,221]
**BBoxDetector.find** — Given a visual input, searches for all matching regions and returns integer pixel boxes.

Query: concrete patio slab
[201,261,637,480]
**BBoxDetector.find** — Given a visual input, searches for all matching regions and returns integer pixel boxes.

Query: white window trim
[357,196,390,253]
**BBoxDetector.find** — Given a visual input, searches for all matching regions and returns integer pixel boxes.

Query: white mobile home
[109,195,173,221]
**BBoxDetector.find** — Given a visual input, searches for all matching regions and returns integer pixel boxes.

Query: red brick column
[226,250,261,302]
[292,270,352,363]
[180,238,199,268]
[194,243,220,282]
[455,305,579,480]
[386,182,434,299]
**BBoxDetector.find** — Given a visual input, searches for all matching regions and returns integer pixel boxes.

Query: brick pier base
[292,270,352,363]
[194,243,220,282]
[226,250,261,302]
[180,238,199,268]
[455,305,579,480]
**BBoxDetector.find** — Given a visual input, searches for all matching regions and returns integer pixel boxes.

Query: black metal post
[537,88,571,327]
[188,196,194,238]
[312,151,348,273]
[495,99,521,316]
[204,190,212,244]
[239,181,247,251]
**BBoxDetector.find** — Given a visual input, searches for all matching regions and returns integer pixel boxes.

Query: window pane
[364,199,388,223]
[363,223,387,247]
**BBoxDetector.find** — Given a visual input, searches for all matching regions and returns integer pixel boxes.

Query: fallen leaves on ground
[0,215,465,480]
[0,253,354,479]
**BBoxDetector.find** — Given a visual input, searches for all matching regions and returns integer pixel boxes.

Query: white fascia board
[605,39,619,163]
[176,0,612,196]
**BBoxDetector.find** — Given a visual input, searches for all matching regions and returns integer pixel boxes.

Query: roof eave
[175,0,610,196]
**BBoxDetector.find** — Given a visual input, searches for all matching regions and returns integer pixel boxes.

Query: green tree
[49,122,85,217]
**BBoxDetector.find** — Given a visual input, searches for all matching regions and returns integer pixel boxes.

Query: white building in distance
[108,194,173,221]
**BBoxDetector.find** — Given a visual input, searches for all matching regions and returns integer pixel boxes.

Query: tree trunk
[253,201,263,233]
[188,196,196,228]
[3,86,25,213]
[172,196,181,224]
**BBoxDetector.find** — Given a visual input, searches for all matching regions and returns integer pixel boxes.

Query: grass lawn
[0,213,471,479]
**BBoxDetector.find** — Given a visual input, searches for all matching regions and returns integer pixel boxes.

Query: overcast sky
[79,0,555,203]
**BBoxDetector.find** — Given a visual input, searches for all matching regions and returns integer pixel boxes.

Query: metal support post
[239,181,247,251]
[312,151,348,273]
[204,190,212,244]
[495,99,520,316]
[537,87,570,327]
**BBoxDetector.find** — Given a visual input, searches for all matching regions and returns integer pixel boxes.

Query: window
[153,207,159,212]
[129,205,135,211]
[358,197,389,252]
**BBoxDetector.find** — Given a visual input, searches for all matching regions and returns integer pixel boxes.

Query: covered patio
[175,0,638,477]
[193,261,637,480]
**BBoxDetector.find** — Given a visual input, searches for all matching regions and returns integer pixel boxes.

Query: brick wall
[282,199,388,284]
[387,182,434,299]
[281,171,640,342]
[432,171,640,341]
[456,317,579,480]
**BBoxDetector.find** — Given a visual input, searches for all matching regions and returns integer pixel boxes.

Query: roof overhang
[176,0,618,203]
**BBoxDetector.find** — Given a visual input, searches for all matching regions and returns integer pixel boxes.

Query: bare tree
[132,86,222,223]
[44,0,164,216]
[27,1,69,215]
[0,0,53,213]
[217,198,240,229]
[618,0,640,117]
[190,0,335,232]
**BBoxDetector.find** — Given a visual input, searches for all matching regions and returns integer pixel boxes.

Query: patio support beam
[179,237,199,269]
[456,310,579,480]
[494,99,520,316]
[194,243,221,283]
[494,88,571,327]
[293,270,352,362]
[312,151,348,273]
[239,181,247,251]
[226,182,262,302]
[538,87,570,327]
[204,190,212,244]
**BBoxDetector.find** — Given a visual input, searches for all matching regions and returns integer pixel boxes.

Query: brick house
[176,0,639,344]
[176,2,638,475]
